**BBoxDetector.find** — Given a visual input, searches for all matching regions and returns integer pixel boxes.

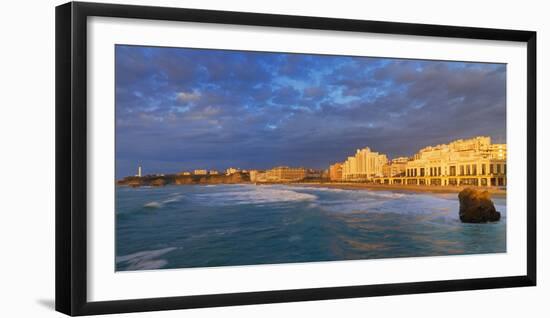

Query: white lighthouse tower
[137,165,142,177]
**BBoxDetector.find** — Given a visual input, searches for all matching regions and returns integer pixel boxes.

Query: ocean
[115,184,506,271]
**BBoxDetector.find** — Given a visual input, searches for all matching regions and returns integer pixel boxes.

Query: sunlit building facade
[266,166,307,182]
[249,170,259,182]
[329,162,343,181]
[382,157,408,178]
[225,167,240,175]
[249,170,270,183]
[376,136,506,187]
[342,147,388,181]
[249,167,307,183]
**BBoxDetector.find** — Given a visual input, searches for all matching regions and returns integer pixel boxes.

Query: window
[496,164,501,174]
[460,165,464,176]
[472,165,477,175]
[490,164,494,174]
[438,167,441,176]
[482,164,486,175]
[420,168,425,177]
[450,166,456,176]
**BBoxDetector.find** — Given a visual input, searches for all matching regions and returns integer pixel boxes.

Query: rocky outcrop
[150,178,166,187]
[458,188,501,223]
[117,172,250,187]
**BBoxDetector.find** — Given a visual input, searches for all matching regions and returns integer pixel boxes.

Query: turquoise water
[115,184,506,271]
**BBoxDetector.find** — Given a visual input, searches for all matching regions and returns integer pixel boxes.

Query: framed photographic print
[55,1,536,316]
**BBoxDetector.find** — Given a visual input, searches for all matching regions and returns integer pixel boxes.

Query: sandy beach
[287,182,507,197]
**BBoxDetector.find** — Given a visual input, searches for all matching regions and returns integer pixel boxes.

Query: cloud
[176,90,201,103]
[272,86,301,105]
[303,86,326,99]
[115,45,506,178]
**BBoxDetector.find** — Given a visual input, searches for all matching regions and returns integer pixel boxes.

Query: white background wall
[0,0,547,316]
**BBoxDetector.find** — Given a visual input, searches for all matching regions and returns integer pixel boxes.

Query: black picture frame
[55,1,537,316]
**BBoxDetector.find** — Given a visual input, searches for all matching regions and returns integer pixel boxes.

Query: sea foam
[143,194,184,208]
[301,187,455,216]
[144,201,162,209]
[116,247,177,270]
[194,185,317,206]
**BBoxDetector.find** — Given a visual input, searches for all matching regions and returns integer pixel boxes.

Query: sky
[115,45,506,178]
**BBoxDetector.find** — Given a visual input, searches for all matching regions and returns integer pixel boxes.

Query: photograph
[115,45,507,271]
[0,0,543,317]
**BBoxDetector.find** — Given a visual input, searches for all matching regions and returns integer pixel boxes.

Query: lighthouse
[137,165,142,177]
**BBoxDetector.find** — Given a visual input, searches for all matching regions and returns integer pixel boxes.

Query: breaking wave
[289,186,457,216]
[116,247,177,270]
[144,201,162,209]
[143,194,184,208]
[194,185,317,205]
[322,193,458,216]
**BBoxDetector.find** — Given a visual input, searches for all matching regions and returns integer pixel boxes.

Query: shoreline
[281,182,507,197]
[119,181,506,197]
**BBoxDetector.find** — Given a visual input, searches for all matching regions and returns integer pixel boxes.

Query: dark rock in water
[458,188,501,223]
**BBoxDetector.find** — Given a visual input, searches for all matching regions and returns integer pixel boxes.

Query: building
[136,165,142,177]
[194,169,208,175]
[343,156,356,180]
[249,170,258,182]
[209,170,219,175]
[225,167,240,175]
[250,170,271,183]
[490,143,507,160]
[329,162,343,181]
[375,136,506,187]
[306,169,324,179]
[178,171,191,176]
[265,166,306,182]
[342,147,388,181]
[250,170,268,182]
[382,157,408,178]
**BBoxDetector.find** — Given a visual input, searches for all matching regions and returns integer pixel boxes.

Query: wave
[283,186,347,193]
[194,185,317,205]
[136,184,482,220]
[280,186,409,214]
[116,247,177,270]
[368,192,407,199]
[316,190,457,216]
[143,194,184,208]
[163,194,184,204]
[280,185,409,200]
[144,201,162,209]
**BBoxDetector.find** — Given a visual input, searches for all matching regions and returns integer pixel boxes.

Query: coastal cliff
[117,172,250,187]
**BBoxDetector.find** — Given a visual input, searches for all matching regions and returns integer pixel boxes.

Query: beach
[286,182,507,197]
[118,177,507,198]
